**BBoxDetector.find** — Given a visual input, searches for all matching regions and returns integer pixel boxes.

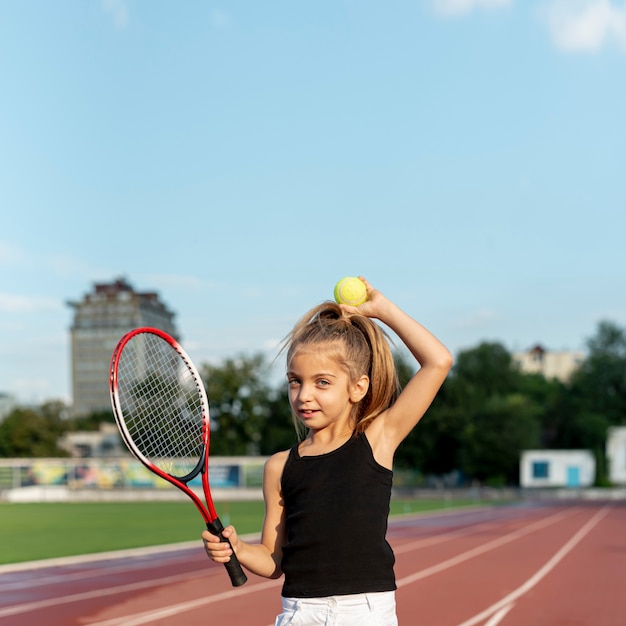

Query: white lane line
[87,579,282,626]
[396,508,571,586]
[0,557,200,593]
[0,507,585,623]
[0,569,206,618]
[82,506,608,626]
[0,567,279,623]
[393,508,570,555]
[0,541,201,575]
[0,533,263,575]
[484,603,514,626]
[455,505,610,626]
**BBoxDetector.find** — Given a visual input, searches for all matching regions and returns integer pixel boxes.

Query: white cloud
[433,0,512,17]
[0,292,61,314]
[142,273,214,292]
[102,0,130,30]
[46,253,101,279]
[0,243,114,294]
[540,0,626,52]
[210,8,232,29]
[454,308,500,330]
[0,241,29,267]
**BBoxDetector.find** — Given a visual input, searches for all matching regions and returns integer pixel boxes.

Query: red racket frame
[109,326,247,587]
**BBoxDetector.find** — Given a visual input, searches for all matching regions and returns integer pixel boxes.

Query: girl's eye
[317,379,330,387]
[287,377,300,386]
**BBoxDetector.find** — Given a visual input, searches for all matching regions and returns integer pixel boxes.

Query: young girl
[203,277,452,625]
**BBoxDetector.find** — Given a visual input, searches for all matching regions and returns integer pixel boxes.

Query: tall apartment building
[0,392,16,424]
[68,278,179,417]
[512,344,585,383]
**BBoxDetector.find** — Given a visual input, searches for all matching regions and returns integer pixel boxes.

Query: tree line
[1,320,624,487]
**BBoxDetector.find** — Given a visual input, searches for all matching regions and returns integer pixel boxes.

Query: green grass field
[0,498,479,565]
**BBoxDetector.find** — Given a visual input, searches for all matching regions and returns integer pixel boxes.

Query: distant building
[67,278,179,417]
[520,450,595,488]
[58,422,125,458]
[606,427,626,486]
[512,344,585,383]
[0,392,16,423]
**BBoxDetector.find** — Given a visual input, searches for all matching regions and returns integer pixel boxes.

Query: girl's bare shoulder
[264,449,291,478]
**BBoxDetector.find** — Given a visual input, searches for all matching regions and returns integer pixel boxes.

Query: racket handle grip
[207,518,248,587]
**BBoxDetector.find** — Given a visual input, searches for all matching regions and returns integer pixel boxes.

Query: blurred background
[1,1,626,500]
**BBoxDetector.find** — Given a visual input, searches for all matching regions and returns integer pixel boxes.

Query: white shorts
[274,591,398,626]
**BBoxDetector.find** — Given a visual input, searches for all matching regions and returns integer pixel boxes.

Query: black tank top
[280,431,396,598]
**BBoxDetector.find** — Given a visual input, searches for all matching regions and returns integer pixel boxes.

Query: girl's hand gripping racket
[109,327,247,587]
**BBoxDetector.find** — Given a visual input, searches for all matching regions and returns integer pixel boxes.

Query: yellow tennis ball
[334,276,367,306]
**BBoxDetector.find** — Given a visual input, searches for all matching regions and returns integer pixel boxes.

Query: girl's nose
[298,384,313,402]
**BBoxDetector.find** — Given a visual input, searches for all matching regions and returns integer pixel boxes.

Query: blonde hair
[282,301,399,437]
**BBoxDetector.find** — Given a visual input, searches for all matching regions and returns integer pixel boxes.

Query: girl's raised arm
[341,278,453,463]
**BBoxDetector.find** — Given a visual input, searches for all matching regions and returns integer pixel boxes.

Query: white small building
[513,345,585,383]
[606,427,626,486]
[58,423,124,458]
[520,450,595,488]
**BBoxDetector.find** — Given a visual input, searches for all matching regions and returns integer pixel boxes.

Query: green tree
[453,341,519,402]
[200,354,276,456]
[258,387,299,455]
[400,342,547,485]
[572,320,626,426]
[68,408,116,432]
[515,373,564,448]
[460,394,541,486]
[546,320,626,484]
[396,398,466,477]
[0,406,69,457]
[456,343,555,485]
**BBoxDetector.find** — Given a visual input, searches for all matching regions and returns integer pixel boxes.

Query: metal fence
[0,456,267,492]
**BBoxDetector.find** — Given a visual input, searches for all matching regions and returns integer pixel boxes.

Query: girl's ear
[350,375,370,403]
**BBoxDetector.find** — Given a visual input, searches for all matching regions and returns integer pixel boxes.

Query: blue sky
[1,0,625,405]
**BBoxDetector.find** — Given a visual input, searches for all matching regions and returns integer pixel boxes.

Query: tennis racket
[109,326,247,587]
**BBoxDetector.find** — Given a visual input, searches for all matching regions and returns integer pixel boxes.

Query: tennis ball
[334,277,367,306]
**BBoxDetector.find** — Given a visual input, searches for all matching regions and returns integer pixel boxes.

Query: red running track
[0,501,624,625]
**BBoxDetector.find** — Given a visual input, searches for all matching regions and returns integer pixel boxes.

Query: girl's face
[286,349,368,432]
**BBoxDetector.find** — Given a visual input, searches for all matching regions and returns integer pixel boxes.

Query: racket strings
[115,333,206,479]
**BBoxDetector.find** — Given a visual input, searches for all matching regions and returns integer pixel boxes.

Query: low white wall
[520,450,595,488]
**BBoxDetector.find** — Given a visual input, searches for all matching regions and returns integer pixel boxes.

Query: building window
[532,461,550,479]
